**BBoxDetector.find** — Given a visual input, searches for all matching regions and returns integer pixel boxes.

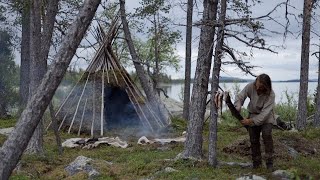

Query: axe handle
[225,93,249,130]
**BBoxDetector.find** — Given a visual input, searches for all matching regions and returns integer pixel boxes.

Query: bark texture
[0,1,100,178]
[314,46,320,127]
[297,0,313,130]
[208,0,227,166]
[27,0,45,154]
[119,0,171,125]
[41,0,59,62]
[181,0,218,160]
[19,1,30,111]
[182,0,193,121]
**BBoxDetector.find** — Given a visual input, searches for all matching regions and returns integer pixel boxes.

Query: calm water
[161,82,318,104]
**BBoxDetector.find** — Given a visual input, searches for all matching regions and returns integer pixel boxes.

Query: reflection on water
[160,82,318,104]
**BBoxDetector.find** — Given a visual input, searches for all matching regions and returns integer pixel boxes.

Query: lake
[160,82,318,104]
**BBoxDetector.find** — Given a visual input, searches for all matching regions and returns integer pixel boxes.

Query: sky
[119,0,319,81]
[8,0,320,81]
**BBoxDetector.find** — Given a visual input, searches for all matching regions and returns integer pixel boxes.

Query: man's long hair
[255,74,272,95]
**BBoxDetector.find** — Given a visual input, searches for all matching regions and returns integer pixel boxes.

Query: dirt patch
[223,135,319,160]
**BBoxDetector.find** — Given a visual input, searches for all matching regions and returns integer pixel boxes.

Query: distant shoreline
[169,78,317,84]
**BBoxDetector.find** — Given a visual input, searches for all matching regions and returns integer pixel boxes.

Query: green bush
[274,90,297,123]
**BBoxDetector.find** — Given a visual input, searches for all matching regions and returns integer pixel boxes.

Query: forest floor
[1,117,320,180]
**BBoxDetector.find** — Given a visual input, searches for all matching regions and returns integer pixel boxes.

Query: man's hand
[241,118,254,126]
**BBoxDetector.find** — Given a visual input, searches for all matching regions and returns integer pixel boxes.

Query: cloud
[13,0,318,82]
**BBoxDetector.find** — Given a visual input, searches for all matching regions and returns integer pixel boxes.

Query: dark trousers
[248,123,273,167]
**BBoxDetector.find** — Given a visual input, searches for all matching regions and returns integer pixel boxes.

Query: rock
[62,138,83,148]
[287,147,299,159]
[65,156,100,179]
[164,167,178,173]
[88,169,100,179]
[236,175,266,180]
[104,160,113,165]
[160,93,183,116]
[272,170,293,180]
[0,127,14,136]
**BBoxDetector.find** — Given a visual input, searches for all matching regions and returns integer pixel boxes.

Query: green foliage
[136,39,181,73]
[0,29,19,116]
[307,92,316,117]
[274,90,298,123]
[133,0,181,84]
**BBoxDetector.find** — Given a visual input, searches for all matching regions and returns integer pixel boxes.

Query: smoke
[54,79,168,139]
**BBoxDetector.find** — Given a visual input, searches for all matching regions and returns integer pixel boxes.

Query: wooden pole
[78,98,88,136]
[100,63,105,136]
[91,74,96,137]
[68,73,90,133]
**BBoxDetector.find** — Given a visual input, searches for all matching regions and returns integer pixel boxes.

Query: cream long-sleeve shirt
[235,82,277,126]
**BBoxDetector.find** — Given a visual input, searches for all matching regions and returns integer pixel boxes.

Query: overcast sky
[118,0,319,81]
[8,0,319,81]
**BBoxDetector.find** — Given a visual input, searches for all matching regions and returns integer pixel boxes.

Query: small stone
[272,170,293,180]
[236,175,266,180]
[287,147,299,159]
[164,167,178,173]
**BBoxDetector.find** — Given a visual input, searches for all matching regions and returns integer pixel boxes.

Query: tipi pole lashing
[78,98,88,136]
[100,64,105,136]
[68,73,90,133]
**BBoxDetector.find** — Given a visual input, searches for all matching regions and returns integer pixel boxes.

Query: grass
[1,113,320,179]
[0,117,17,128]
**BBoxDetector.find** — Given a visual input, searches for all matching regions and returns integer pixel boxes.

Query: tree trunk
[19,1,30,112]
[313,43,320,127]
[182,0,193,121]
[43,0,61,154]
[0,1,100,178]
[41,0,59,62]
[297,0,313,130]
[154,13,160,89]
[0,81,8,118]
[0,103,8,119]
[208,0,227,167]
[181,0,218,160]
[119,0,171,125]
[26,0,45,154]
[49,103,63,155]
